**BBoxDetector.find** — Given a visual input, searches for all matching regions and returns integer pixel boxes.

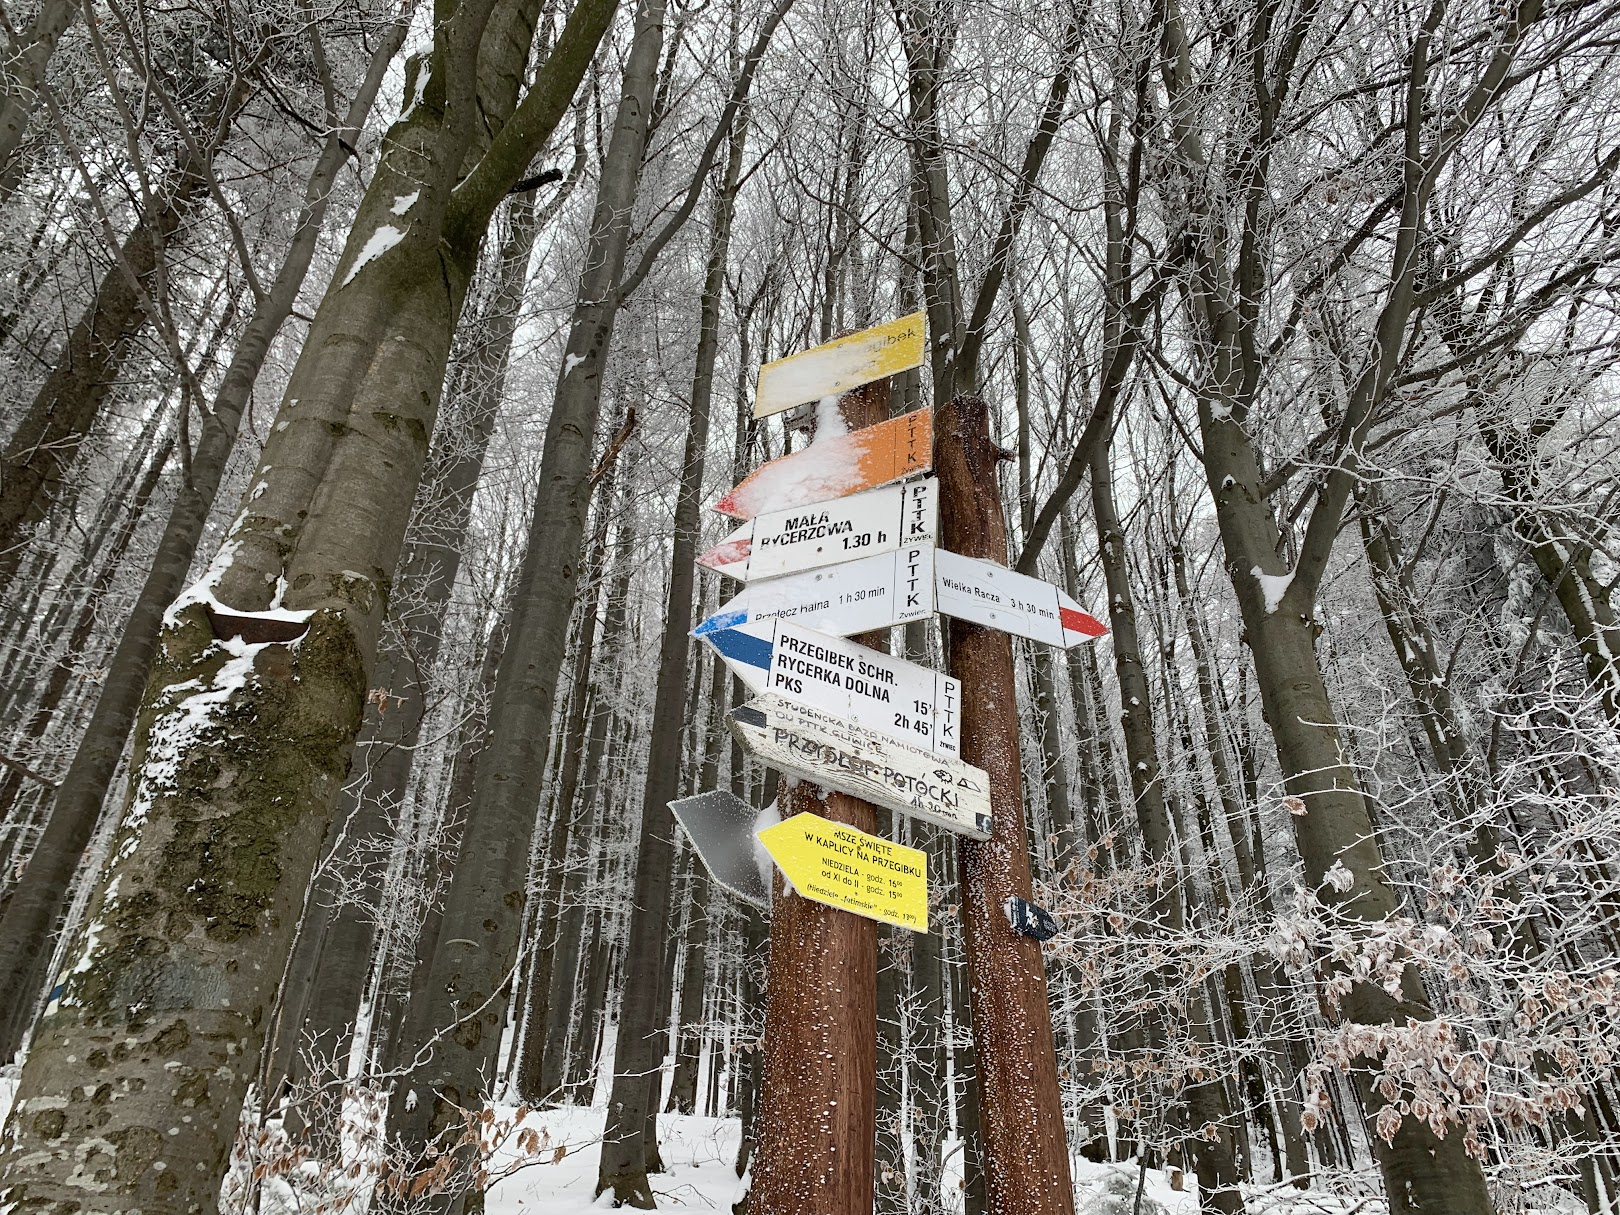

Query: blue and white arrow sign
[699,619,960,757]
[694,545,934,640]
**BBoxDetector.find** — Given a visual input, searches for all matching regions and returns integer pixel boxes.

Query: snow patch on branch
[1250,565,1294,613]
[390,191,420,216]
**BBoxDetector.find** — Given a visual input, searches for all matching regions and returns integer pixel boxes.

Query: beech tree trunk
[383,6,661,1206]
[270,186,548,1101]
[1091,430,1245,1214]
[0,21,408,1063]
[0,0,613,1205]
[0,72,253,587]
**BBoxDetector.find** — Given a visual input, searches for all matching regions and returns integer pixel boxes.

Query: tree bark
[382,5,657,1204]
[746,380,890,1215]
[1090,429,1244,1214]
[0,20,409,1064]
[0,69,255,587]
[935,395,1074,1215]
[270,187,548,1104]
[0,0,613,1205]
[0,0,76,202]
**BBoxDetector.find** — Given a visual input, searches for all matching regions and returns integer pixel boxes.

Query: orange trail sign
[753,312,926,419]
[714,409,933,521]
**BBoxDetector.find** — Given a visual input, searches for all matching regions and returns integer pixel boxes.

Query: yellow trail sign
[753,312,926,419]
[756,811,928,932]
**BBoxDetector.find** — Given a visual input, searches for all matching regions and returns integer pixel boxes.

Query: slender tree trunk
[514,448,636,1103]
[1091,431,1244,1214]
[0,72,254,586]
[666,649,730,1115]
[0,0,76,203]
[1199,399,1497,1213]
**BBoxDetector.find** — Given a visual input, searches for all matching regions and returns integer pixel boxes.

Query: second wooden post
[936,393,1076,1215]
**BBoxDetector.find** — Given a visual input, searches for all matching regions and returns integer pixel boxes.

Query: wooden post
[748,380,889,1215]
[936,394,1076,1215]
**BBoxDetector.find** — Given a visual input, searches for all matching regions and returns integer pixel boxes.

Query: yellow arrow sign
[754,312,926,419]
[756,811,928,932]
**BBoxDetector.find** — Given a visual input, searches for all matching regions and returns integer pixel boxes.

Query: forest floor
[0,1069,1550,1213]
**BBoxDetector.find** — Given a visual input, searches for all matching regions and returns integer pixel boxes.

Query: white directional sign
[934,550,1108,648]
[695,545,935,639]
[730,694,992,839]
[699,479,938,583]
[698,619,961,756]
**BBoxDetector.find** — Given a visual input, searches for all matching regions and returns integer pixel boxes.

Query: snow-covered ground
[484,1107,744,1212]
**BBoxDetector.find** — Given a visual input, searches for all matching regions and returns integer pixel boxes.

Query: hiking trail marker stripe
[730,693,992,839]
[757,811,928,931]
[753,313,926,419]
[935,549,1108,647]
[714,409,932,520]
[695,545,934,638]
[699,478,937,583]
[697,619,960,756]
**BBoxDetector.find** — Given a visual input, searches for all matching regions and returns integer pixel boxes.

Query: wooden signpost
[729,693,992,839]
[699,477,938,582]
[752,312,926,419]
[937,395,1076,1215]
[714,407,932,519]
[675,315,1100,1215]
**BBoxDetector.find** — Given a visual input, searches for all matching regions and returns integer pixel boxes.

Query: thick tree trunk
[1199,393,1496,1212]
[270,190,546,1101]
[936,396,1074,1215]
[0,23,408,1064]
[0,1,613,1205]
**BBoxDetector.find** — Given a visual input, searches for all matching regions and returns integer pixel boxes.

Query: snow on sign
[935,549,1109,648]
[752,312,926,419]
[757,811,928,932]
[668,790,771,909]
[714,409,932,520]
[730,693,991,839]
[695,545,935,638]
[696,619,961,756]
[699,478,938,583]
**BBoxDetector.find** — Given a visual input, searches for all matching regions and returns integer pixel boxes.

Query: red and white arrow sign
[934,550,1107,648]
